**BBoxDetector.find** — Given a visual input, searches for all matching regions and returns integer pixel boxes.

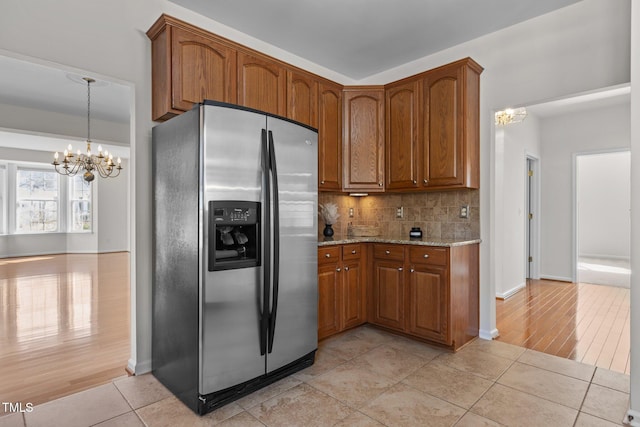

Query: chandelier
[52,77,122,183]
[495,107,527,126]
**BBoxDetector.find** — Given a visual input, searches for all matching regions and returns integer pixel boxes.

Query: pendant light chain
[86,77,91,143]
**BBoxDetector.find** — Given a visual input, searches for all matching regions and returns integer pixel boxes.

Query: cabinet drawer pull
[423,179,428,184]
[325,253,331,258]
[345,267,349,271]
[321,180,325,185]
[413,180,417,184]
[410,268,415,273]
[423,254,429,258]
[398,267,403,271]
[385,250,390,255]
[336,268,341,272]
[351,250,357,254]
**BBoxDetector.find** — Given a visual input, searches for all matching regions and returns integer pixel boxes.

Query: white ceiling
[170,0,581,80]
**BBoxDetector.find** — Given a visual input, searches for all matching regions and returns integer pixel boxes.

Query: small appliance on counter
[410,227,423,239]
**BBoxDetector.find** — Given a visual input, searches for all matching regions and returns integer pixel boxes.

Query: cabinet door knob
[378,182,383,187]
[325,253,331,258]
[423,179,428,184]
[351,250,357,254]
[423,254,429,258]
[321,180,325,185]
[336,268,341,272]
[413,180,417,184]
[398,267,403,271]
[385,250,390,255]
[410,268,415,273]
[344,266,349,271]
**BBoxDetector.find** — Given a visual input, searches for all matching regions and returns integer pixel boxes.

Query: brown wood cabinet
[286,69,318,128]
[342,87,385,192]
[368,243,479,350]
[237,51,287,117]
[317,80,343,191]
[317,244,366,340]
[421,58,482,190]
[146,15,237,121]
[385,79,420,190]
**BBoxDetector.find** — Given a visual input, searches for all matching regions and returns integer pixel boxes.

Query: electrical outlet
[396,206,404,219]
[459,205,470,219]
[349,207,354,218]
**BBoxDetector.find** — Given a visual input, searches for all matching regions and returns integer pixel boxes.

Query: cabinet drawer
[342,244,362,260]
[409,246,448,266]
[373,244,404,261]
[318,246,341,264]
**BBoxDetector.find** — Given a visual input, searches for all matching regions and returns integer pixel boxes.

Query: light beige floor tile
[319,331,382,360]
[517,349,595,381]
[293,347,347,382]
[454,411,504,426]
[136,396,242,427]
[497,362,589,409]
[436,346,513,381]
[574,412,621,427]
[307,361,397,408]
[581,384,629,424]
[0,413,24,427]
[24,383,131,427]
[351,344,427,381]
[361,383,466,427]
[93,411,145,427]
[216,411,266,427]
[592,367,631,393]
[402,360,493,409]
[471,383,578,427]
[235,376,302,410]
[247,383,352,427]
[384,335,444,360]
[332,411,385,427]
[114,373,173,410]
[350,325,396,345]
[468,338,526,361]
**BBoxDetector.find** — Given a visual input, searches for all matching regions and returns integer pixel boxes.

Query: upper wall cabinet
[421,58,482,190]
[343,87,385,192]
[147,15,237,121]
[318,80,343,191]
[287,69,318,128]
[385,79,420,190]
[237,51,287,117]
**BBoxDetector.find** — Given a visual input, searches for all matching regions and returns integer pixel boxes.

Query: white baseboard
[625,408,640,426]
[496,282,526,300]
[539,275,573,283]
[479,328,499,340]
[579,253,630,261]
[128,358,152,375]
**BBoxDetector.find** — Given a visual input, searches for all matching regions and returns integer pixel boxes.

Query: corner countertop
[317,234,481,248]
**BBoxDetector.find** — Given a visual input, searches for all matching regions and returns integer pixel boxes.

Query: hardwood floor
[0,253,130,408]
[496,278,630,374]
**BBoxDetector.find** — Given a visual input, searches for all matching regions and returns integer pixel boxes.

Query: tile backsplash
[318,189,479,240]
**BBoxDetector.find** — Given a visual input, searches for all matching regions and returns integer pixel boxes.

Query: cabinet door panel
[371,260,404,331]
[287,70,317,127]
[318,263,341,340]
[342,261,365,329]
[172,27,237,112]
[423,67,463,187]
[238,52,286,116]
[386,80,419,190]
[408,265,449,344]
[343,89,385,191]
[318,82,342,191]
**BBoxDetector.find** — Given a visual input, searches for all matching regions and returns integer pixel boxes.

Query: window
[69,175,91,232]
[0,161,93,235]
[16,168,59,232]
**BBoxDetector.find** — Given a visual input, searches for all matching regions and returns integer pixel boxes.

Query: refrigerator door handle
[267,130,279,354]
[260,128,270,356]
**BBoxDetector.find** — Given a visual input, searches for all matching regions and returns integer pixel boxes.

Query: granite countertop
[317,234,481,247]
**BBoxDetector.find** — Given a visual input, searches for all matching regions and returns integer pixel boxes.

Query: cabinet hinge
[528,170,533,177]
[529,213,533,220]
[528,256,533,262]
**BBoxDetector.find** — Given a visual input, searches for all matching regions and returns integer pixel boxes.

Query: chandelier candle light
[52,77,122,183]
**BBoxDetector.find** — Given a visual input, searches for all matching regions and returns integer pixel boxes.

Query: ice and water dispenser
[208,201,261,271]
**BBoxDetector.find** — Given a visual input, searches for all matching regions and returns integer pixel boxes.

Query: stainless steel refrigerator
[152,101,318,415]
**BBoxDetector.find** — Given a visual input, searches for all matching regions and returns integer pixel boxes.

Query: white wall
[0,145,129,257]
[539,103,630,281]
[0,0,632,371]
[577,151,630,259]
[495,116,541,298]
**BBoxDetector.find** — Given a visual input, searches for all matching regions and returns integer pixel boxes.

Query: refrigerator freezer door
[201,105,267,394]
[265,116,318,373]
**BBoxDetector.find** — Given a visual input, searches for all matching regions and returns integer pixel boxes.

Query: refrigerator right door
[266,116,318,373]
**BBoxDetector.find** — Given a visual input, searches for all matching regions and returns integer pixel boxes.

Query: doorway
[525,156,539,280]
[575,150,631,287]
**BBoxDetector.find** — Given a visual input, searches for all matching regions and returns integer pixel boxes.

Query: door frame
[525,154,540,280]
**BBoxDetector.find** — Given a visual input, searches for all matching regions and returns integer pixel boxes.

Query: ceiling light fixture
[52,77,122,183]
[495,107,527,126]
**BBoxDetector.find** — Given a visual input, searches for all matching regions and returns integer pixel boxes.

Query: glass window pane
[69,176,91,232]
[16,200,58,232]
[16,169,59,233]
